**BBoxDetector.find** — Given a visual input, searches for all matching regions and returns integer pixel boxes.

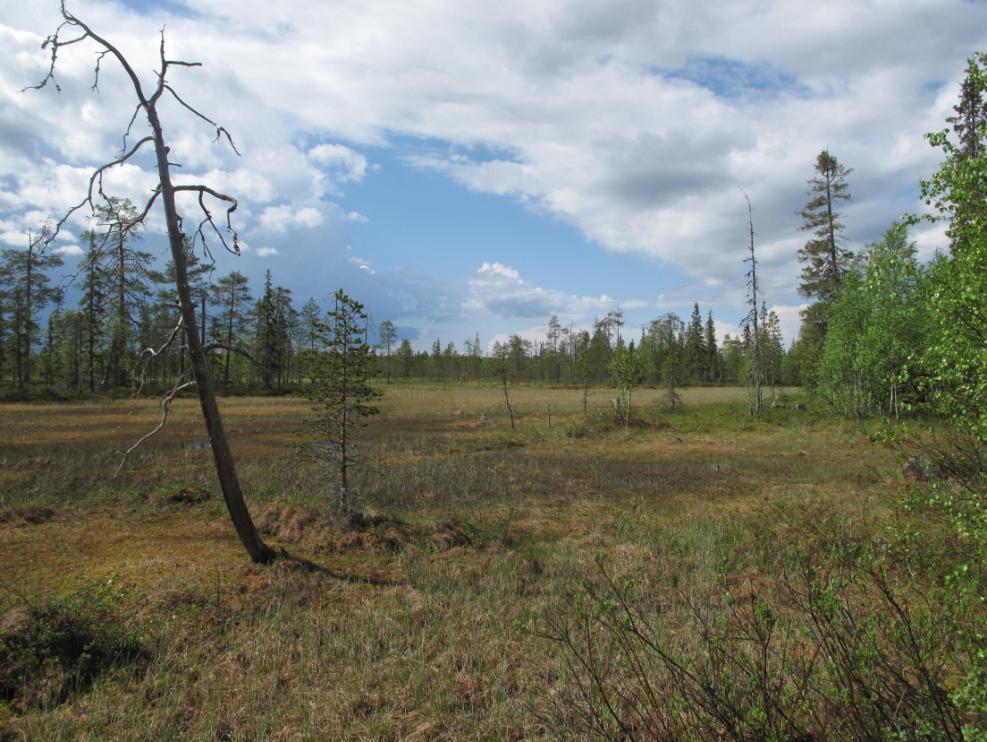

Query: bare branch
[44,136,154,247]
[203,341,256,364]
[20,21,88,93]
[115,377,196,477]
[162,84,241,155]
[121,102,143,151]
[173,184,240,255]
[92,49,110,91]
[132,315,183,397]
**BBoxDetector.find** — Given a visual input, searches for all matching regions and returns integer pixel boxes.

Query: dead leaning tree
[28,3,275,562]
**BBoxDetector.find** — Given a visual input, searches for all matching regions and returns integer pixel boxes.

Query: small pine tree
[304,290,379,514]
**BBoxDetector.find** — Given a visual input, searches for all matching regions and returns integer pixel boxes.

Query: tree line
[1,235,795,395]
[789,54,987,429]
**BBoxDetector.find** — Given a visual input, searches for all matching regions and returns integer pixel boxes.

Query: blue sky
[1,0,984,350]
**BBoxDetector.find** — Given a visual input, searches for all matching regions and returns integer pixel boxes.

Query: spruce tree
[684,303,705,383]
[940,53,987,254]
[798,150,854,304]
[703,310,718,382]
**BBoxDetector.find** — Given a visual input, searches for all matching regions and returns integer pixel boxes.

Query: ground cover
[0,385,971,738]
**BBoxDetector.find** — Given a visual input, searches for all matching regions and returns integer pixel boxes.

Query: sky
[0,0,983,351]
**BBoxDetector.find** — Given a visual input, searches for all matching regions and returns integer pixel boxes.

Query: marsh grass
[0,384,958,738]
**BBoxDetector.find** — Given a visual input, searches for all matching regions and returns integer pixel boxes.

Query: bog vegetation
[0,7,985,739]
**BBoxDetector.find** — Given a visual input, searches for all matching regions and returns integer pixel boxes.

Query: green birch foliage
[916,53,987,441]
[817,223,926,417]
[609,345,646,427]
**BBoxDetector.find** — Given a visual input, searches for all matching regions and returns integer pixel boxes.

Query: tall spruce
[937,53,987,255]
[743,193,763,415]
[684,303,705,383]
[703,310,718,382]
[798,150,853,305]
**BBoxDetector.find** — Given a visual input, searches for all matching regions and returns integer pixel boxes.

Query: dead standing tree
[28,3,274,562]
[743,192,763,416]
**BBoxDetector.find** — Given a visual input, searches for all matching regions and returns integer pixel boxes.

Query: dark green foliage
[209,270,252,386]
[914,54,987,442]
[0,587,146,710]
[0,228,63,390]
[303,290,379,514]
[799,150,854,304]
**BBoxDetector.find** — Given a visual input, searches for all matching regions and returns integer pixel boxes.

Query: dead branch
[28,1,275,562]
[203,341,255,364]
[173,185,240,255]
[132,316,183,397]
[115,376,196,477]
[163,84,241,154]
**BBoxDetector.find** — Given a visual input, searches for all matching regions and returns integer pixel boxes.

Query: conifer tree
[798,150,854,305]
[377,319,397,383]
[0,228,63,390]
[209,271,252,386]
[96,197,151,388]
[703,310,718,382]
[304,290,379,514]
[938,53,987,254]
[684,303,705,383]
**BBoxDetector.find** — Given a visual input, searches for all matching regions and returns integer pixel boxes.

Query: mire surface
[0,385,906,739]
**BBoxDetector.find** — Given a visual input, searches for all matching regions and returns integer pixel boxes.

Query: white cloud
[309,144,369,186]
[348,255,375,275]
[346,211,368,223]
[257,204,325,233]
[53,244,83,256]
[466,261,647,320]
[255,246,278,257]
[0,0,981,339]
[294,207,324,228]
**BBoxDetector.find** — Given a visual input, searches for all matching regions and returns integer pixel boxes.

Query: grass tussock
[0,586,146,713]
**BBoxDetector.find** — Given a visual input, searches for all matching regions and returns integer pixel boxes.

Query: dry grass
[0,384,914,738]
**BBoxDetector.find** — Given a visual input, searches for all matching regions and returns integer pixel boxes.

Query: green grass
[0,384,966,738]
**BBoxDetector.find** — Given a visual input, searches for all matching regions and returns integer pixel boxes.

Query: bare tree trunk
[147,107,274,562]
[502,370,516,432]
[744,193,763,416]
[29,10,275,563]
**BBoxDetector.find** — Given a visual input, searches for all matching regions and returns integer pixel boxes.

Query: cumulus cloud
[466,261,648,320]
[53,244,83,256]
[309,144,369,187]
[255,246,278,257]
[257,204,326,233]
[0,0,982,342]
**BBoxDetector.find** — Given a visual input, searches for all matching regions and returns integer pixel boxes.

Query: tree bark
[147,105,274,563]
